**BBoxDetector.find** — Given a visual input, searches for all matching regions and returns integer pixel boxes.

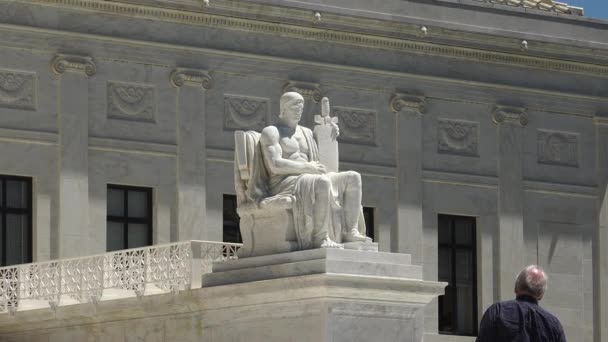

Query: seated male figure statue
[256,91,371,249]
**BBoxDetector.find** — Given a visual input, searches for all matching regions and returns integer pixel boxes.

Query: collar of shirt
[516,294,539,305]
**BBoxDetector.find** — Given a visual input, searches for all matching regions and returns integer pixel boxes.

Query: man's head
[279,92,305,128]
[514,265,548,300]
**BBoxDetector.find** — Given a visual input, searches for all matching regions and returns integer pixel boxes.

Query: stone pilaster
[493,105,527,300]
[171,68,212,241]
[594,117,608,342]
[51,54,95,258]
[391,93,426,263]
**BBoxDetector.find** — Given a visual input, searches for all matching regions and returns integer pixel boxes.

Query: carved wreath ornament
[0,70,36,110]
[437,119,478,157]
[333,107,376,146]
[107,82,155,122]
[224,95,268,131]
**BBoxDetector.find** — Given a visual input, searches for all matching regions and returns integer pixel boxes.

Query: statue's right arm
[260,126,325,175]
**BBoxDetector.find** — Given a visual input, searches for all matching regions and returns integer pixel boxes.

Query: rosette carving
[170,68,212,89]
[0,69,36,110]
[224,94,269,131]
[51,54,96,77]
[333,107,376,146]
[107,81,155,122]
[437,119,479,157]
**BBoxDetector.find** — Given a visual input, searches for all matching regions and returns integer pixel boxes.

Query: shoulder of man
[536,306,566,333]
[260,126,280,144]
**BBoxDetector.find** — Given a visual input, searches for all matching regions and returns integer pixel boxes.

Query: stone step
[203,250,421,287]
[213,248,411,273]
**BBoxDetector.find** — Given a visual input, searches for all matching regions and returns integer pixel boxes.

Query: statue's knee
[316,175,332,192]
[345,171,361,186]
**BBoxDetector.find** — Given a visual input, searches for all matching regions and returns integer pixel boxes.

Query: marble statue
[234,92,372,257]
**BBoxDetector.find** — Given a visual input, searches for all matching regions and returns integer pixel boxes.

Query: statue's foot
[343,229,372,243]
[317,238,344,249]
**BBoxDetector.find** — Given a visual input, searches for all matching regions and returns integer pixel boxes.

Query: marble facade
[0,0,606,340]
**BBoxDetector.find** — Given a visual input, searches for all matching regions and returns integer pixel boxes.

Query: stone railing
[0,240,241,315]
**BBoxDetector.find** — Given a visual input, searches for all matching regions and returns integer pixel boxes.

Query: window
[223,194,242,244]
[363,206,374,242]
[106,185,152,252]
[0,176,32,266]
[438,214,477,336]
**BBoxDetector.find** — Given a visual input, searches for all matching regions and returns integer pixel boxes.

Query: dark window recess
[223,194,242,244]
[0,176,32,266]
[438,214,478,336]
[363,206,374,242]
[106,185,153,252]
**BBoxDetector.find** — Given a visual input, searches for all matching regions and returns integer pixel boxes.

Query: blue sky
[567,0,608,19]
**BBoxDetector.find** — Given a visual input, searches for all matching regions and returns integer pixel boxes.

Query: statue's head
[279,92,305,128]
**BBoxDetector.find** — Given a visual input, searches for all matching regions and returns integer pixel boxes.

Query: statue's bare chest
[279,129,309,160]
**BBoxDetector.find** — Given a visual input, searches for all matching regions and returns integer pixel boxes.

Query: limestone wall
[0,0,606,340]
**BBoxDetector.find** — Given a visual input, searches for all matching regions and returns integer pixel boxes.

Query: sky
[566,0,608,19]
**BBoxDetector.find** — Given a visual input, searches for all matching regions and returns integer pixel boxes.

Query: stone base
[201,249,445,342]
[0,249,445,342]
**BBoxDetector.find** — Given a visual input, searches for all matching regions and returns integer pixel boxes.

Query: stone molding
[0,69,37,111]
[24,0,608,77]
[50,54,96,77]
[282,81,322,102]
[389,93,426,114]
[170,68,213,89]
[492,105,528,126]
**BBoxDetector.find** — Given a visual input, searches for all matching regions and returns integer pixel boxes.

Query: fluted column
[171,68,212,241]
[493,105,528,300]
[51,54,96,258]
[391,93,426,263]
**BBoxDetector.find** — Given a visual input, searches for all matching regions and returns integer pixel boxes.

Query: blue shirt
[476,295,566,342]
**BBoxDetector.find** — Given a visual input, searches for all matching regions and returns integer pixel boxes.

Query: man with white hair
[476,265,566,342]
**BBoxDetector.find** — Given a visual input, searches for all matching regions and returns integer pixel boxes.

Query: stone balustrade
[0,241,241,315]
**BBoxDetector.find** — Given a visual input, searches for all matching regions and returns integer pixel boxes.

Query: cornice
[11,0,608,78]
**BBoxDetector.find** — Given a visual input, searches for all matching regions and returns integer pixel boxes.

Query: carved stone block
[224,94,269,131]
[0,69,36,111]
[107,81,156,122]
[333,107,376,146]
[537,129,579,167]
[437,119,479,157]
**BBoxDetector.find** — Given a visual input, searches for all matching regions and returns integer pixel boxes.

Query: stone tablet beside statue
[234,92,375,258]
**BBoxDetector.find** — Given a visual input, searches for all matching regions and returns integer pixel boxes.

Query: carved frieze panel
[0,69,36,110]
[537,130,579,167]
[437,119,479,157]
[224,94,269,131]
[333,107,376,146]
[107,81,156,122]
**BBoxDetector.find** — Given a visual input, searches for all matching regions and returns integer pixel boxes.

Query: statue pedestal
[201,249,445,342]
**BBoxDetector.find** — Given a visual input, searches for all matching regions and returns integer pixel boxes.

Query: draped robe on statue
[244,125,366,249]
